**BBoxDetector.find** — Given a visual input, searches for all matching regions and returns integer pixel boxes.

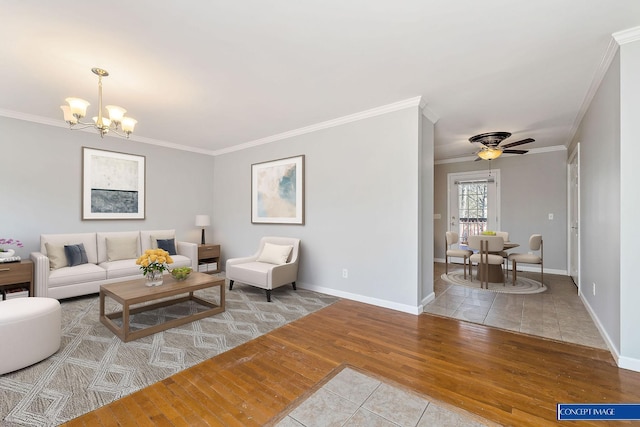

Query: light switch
[548,213,554,220]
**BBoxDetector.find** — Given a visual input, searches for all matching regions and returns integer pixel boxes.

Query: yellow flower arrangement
[136,249,174,276]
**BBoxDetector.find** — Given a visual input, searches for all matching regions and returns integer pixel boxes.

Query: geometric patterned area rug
[0,284,338,427]
[441,272,547,294]
[268,364,496,427]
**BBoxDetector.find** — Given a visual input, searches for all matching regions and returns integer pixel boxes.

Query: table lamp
[195,214,210,245]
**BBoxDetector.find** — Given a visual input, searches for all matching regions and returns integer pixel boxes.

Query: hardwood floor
[63,299,640,426]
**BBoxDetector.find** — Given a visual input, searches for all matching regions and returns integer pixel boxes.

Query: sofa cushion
[227,261,272,285]
[64,243,89,267]
[256,243,293,265]
[48,263,107,288]
[156,238,177,255]
[97,232,140,264]
[45,242,68,270]
[106,237,138,261]
[100,260,142,280]
[41,233,98,265]
[168,255,192,269]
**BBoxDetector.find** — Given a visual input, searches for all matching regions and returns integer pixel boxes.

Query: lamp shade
[195,215,210,227]
[477,147,503,160]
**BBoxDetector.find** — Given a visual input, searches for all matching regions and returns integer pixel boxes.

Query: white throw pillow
[106,237,138,261]
[256,243,293,265]
[45,242,68,270]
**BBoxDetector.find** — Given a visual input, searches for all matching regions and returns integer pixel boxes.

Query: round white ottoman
[0,297,61,375]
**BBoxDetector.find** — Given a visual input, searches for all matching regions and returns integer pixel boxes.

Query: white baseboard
[298,282,423,315]
[580,293,640,373]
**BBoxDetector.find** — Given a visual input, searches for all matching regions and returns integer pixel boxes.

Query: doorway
[447,170,501,245]
[568,144,580,291]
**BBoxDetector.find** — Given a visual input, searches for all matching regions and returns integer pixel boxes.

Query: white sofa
[30,229,197,300]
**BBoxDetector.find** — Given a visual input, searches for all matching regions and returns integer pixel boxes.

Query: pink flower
[0,238,23,248]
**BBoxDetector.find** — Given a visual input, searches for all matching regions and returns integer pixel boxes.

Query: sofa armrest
[30,252,50,297]
[269,262,299,286]
[176,241,198,270]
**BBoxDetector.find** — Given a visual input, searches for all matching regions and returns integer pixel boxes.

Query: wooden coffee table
[99,272,225,342]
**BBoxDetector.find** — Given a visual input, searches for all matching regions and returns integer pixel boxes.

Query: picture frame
[82,147,146,220]
[251,155,305,224]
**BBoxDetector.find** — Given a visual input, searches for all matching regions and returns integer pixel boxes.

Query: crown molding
[435,144,566,165]
[0,108,217,155]
[421,105,440,124]
[613,26,640,45]
[212,96,423,156]
[565,35,620,149]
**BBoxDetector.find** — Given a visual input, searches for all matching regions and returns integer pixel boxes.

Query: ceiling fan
[470,131,534,161]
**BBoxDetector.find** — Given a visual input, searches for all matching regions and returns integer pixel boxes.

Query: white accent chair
[508,234,543,285]
[468,235,505,288]
[226,237,300,302]
[445,231,472,279]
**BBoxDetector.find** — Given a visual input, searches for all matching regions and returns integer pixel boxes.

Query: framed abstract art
[82,147,146,220]
[251,155,305,224]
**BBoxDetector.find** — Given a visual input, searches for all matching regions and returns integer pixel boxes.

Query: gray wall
[570,51,621,351]
[212,107,427,312]
[434,149,568,272]
[1,117,215,256]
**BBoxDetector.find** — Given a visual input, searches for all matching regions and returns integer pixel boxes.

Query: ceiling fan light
[65,97,90,118]
[106,105,126,124]
[478,148,503,160]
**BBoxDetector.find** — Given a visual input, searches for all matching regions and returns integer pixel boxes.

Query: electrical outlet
[342,268,348,279]
[548,213,554,220]
[593,282,596,296]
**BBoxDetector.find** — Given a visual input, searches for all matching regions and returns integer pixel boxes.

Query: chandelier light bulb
[477,147,503,160]
[60,105,78,124]
[65,97,90,119]
[106,105,126,124]
[121,117,137,134]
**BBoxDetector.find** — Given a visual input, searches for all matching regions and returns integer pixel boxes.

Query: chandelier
[60,67,137,138]
[477,147,503,160]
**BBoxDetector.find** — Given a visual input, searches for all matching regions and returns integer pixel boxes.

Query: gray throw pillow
[64,243,89,267]
[156,238,177,255]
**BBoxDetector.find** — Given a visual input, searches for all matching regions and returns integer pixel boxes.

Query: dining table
[461,240,520,283]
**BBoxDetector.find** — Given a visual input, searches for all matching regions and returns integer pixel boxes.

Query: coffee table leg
[123,303,130,341]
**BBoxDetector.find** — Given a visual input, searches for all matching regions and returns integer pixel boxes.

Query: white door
[568,144,580,290]
[448,170,500,247]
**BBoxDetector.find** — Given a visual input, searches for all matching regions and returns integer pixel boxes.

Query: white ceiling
[1,1,639,160]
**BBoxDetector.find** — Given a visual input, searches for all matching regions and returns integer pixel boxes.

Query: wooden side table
[0,260,33,299]
[198,244,221,274]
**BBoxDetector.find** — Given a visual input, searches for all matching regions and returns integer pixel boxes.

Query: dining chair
[467,235,505,288]
[508,234,543,285]
[445,231,472,279]
[495,231,510,277]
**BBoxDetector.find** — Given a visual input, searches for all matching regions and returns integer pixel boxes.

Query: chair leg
[463,257,467,279]
[292,281,297,290]
[512,261,517,285]
[445,256,449,275]
[266,289,272,302]
[229,280,234,290]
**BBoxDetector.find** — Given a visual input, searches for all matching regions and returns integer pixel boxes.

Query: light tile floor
[425,263,607,349]
[274,367,491,427]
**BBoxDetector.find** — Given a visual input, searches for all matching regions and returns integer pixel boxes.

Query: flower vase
[0,249,15,259]
[145,270,164,286]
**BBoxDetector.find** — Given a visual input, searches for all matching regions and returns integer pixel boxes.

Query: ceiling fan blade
[503,149,528,154]
[501,138,534,149]
[474,156,483,161]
